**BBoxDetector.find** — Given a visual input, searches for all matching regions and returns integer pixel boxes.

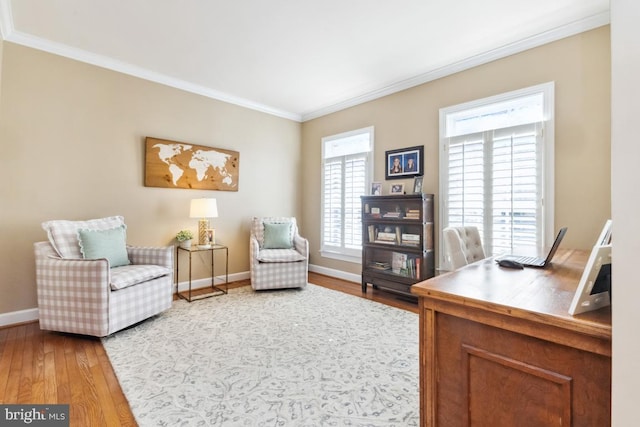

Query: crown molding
[0,0,13,40]
[4,30,302,121]
[0,0,302,122]
[301,11,610,122]
[1,0,608,124]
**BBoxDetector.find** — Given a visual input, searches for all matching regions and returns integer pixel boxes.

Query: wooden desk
[411,249,611,426]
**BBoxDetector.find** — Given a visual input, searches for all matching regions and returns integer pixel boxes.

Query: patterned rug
[102,284,419,426]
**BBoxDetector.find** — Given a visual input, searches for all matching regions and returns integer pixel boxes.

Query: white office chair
[442,226,486,271]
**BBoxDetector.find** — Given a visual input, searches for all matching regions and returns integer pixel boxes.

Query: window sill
[320,250,361,264]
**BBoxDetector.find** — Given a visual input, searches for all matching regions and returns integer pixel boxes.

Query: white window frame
[320,126,374,263]
[439,82,555,268]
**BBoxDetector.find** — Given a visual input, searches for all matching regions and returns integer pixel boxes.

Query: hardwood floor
[0,273,417,426]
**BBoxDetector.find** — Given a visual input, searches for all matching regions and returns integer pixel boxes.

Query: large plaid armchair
[34,216,173,337]
[250,217,308,290]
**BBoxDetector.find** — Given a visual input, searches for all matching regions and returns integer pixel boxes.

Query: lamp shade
[190,198,218,218]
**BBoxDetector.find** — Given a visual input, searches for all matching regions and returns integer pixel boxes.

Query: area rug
[102,284,419,426]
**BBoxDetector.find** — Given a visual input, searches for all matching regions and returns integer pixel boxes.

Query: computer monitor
[568,220,612,315]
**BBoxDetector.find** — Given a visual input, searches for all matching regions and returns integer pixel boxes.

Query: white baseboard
[1,268,357,328]
[0,307,39,328]
[309,264,360,284]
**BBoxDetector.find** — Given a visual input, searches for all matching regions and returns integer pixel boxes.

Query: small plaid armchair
[250,217,308,290]
[34,216,173,337]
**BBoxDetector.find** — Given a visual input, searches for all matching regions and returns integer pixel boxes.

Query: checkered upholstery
[42,216,125,258]
[250,217,308,290]
[34,241,173,337]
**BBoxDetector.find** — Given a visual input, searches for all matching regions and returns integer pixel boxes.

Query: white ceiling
[0,0,609,122]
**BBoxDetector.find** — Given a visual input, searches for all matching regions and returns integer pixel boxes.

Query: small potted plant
[176,230,194,249]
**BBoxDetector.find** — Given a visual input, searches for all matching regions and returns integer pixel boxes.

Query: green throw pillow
[78,225,131,267]
[263,222,293,249]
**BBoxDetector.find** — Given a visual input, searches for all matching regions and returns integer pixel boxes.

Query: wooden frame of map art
[145,137,239,191]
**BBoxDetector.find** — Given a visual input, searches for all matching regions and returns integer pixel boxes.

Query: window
[439,83,554,264]
[321,127,374,262]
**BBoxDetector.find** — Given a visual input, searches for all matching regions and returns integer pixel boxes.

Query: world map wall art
[144,137,239,191]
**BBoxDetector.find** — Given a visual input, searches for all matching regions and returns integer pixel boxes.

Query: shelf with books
[361,194,435,298]
[362,196,427,222]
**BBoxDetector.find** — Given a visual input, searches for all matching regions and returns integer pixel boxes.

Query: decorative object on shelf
[390,183,405,194]
[371,182,382,196]
[145,137,239,191]
[190,198,219,248]
[206,228,215,245]
[385,145,424,180]
[413,177,423,194]
[176,230,194,249]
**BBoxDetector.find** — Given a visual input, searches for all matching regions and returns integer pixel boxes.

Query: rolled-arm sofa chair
[34,216,173,337]
[250,217,308,290]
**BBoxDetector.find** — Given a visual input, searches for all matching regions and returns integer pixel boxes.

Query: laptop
[496,227,568,268]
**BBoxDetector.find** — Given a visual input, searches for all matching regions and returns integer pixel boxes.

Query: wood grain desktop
[412,249,611,426]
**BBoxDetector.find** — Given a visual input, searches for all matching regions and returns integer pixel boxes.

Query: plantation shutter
[322,153,366,250]
[344,155,366,249]
[321,127,373,260]
[444,122,542,255]
[323,158,343,248]
[446,131,485,232]
[491,123,542,254]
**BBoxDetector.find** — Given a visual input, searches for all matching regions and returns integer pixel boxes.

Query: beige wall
[0,27,612,315]
[0,42,301,315]
[301,26,611,276]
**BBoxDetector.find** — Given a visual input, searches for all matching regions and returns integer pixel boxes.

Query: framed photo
[390,183,405,194]
[385,145,424,180]
[206,229,215,245]
[371,182,382,196]
[413,177,423,194]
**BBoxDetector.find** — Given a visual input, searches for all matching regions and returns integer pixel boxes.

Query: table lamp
[190,198,218,248]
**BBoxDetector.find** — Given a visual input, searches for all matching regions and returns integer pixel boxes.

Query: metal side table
[176,244,229,302]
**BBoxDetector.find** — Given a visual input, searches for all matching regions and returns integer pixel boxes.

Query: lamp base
[198,219,209,245]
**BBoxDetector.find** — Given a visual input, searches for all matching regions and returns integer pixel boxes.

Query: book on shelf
[369,261,391,270]
[382,211,402,218]
[405,209,420,219]
[389,253,422,278]
[401,233,420,246]
[374,239,397,245]
[375,231,396,245]
[391,252,408,274]
[377,231,396,240]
